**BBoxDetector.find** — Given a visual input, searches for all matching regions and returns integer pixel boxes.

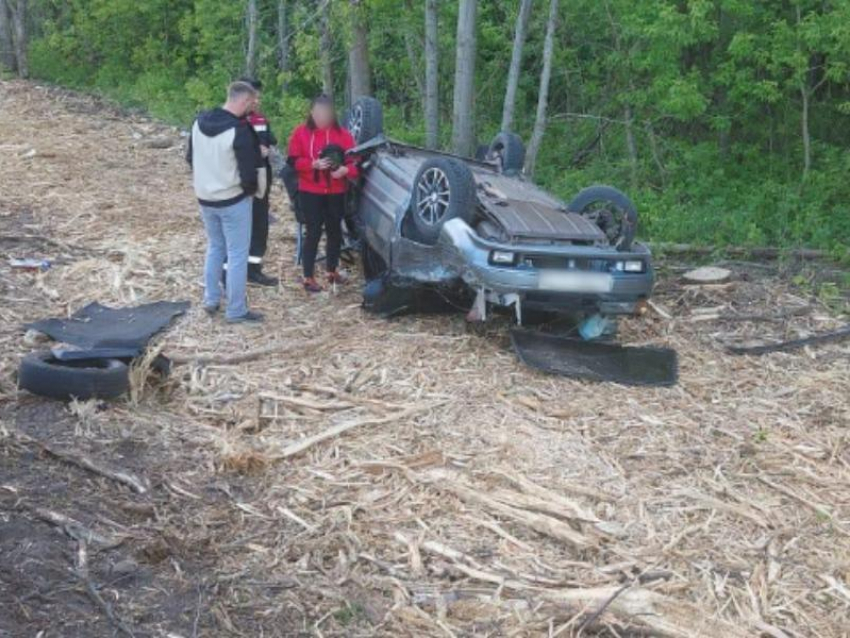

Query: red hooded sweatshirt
[287,123,358,195]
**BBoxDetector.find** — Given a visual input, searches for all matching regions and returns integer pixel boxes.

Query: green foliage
[24,0,850,255]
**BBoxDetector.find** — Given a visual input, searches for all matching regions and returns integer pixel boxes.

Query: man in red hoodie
[287,94,358,293]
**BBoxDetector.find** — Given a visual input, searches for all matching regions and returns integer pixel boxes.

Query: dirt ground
[1,79,849,638]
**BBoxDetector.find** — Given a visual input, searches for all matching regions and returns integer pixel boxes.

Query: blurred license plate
[538,271,613,293]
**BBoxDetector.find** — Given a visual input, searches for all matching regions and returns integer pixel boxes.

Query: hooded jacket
[247,111,278,149]
[187,108,262,208]
[287,123,358,195]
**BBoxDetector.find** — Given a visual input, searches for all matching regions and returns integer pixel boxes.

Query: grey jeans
[200,197,252,319]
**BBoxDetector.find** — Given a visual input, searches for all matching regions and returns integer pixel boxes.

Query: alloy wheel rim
[416,168,451,226]
[349,105,363,141]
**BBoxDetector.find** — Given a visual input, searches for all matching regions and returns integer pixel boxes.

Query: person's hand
[260,145,270,158]
[331,165,349,179]
[313,158,332,170]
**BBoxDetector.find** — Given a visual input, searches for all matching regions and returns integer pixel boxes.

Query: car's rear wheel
[487,132,526,175]
[567,185,638,251]
[411,157,476,245]
[346,97,383,144]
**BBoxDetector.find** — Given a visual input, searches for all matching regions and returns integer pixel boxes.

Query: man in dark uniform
[240,77,278,287]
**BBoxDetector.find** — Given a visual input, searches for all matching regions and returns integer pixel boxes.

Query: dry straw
[1,79,849,636]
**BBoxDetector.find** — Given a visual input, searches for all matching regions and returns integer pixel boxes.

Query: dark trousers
[300,191,344,278]
[249,194,269,273]
[248,165,271,273]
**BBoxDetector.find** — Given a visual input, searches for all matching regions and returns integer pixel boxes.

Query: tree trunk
[716,5,732,160]
[401,0,425,99]
[800,80,810,180]
[6,0,26,78]
[795,5,810,181]
[644,119,667,188]
[319,0,334,95]
[348,1,371,100]
[277,0,290,86]
[0,0,16,73]
[424,0,439,149]
[501,0,533,133]
[451,0,477,157]
[623,103,638,187]
[523,0,558,176]
[402,25,425,97]
[717,90,731,160]
[245,0,258,77]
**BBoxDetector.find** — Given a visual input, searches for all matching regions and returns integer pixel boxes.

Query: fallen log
[21,504,118,546]
[727,325,850,355]
[73,539,136,637]
[651,242,830,260]
[168,333,320,365]
[40,442,149,494]
[439,479,593,549]
[690,305,811,324]
[493,470,600,523]
[271,403,437,460]
[417,538,755,638]
[11,430,149,494]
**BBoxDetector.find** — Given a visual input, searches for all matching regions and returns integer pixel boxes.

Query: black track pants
[300,191,344,278]
[248,165,271,273]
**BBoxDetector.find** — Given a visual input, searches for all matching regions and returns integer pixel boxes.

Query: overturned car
[344,97,654,328]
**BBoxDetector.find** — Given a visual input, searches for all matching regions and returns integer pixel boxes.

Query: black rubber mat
[511,329,678,386]
[25,301,190,352]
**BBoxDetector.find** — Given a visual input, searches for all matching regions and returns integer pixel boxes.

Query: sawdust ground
[1,79,849,637]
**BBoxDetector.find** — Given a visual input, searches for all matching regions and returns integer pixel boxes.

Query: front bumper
[390,219,654,315]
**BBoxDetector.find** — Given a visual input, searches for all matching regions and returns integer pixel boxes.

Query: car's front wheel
[567,185,638,251]
[486,132,526,176]
[410,158,476,245]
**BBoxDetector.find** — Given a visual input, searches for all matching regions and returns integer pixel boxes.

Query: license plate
[538,270,613,293]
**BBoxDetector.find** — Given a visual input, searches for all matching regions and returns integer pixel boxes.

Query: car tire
[567,185,638,251]
[487,132,526,176]
[410,157,477,245]
[18,352,129,401]
[346,97,383,144]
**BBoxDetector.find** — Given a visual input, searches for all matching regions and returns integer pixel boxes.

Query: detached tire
[487,132,526,175]
[411,157,477,245]
[567,185,638,251]
[346,97,383,144]
[19,352,129,401]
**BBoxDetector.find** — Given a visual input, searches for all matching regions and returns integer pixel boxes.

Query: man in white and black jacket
[187,81,265,323]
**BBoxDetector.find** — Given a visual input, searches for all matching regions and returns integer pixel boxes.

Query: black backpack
[278,163,302,223]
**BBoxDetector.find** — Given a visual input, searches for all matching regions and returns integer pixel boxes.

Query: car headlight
[614,260,645,273]
[490,250,516,265]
